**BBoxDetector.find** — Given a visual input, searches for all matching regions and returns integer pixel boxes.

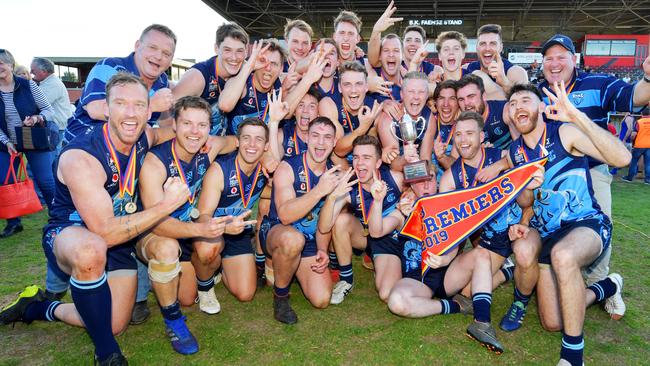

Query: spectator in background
[0,49,56,238]
[622,111,650,184]
[31,57,73,150]
[14,65,30,80]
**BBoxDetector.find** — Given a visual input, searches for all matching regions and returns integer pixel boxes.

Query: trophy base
[403,160,431,183]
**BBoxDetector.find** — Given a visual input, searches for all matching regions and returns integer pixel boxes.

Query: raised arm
[60,149,189,246]
[172,68,206,100]
[218,41,270,112]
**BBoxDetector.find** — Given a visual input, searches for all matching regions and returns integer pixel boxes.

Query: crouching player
[136,96,239,354]
[259,117,347,324]
[192,118,268,312]
[319,135,404,304]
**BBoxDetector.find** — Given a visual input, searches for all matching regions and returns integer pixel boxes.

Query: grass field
[0,178,649,365]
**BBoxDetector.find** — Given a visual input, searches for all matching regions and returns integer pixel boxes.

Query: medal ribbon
[171,139,198,205]
[102,124,137,199]
[301,153,312,192]
[461,146,486,188]
[292,127,301,154]
[235,158,261,208]
[481,103,490,123]
[380,68,400,101]
[342,105,355,132]
[252,78,269,122]
[357,179,375,225]
[522,125,547,162]
[214,57,222,94]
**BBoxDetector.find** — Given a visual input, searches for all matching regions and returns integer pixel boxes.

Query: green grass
[1,178,649,365]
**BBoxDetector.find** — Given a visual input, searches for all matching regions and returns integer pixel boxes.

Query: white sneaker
[330,281,353,305]
[197,288,221,314]
[214,272,222,285]
[604,273,625,320]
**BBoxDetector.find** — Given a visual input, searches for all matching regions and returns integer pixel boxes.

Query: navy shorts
[403,266,450,299]
[43,224,137,279]
[370,235,402,258]
[539,215,612,265]
[259,216,317,259]
[223,231,254,258]
[479,231,513,258]
[178,238,193,262]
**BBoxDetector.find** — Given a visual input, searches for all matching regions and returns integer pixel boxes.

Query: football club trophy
[391,113,430,183]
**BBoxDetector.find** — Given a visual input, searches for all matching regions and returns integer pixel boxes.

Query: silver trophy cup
[390,114,430,183]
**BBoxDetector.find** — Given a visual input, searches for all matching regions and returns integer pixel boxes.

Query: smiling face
[317,42,339,78]
[237,124,268,164]
[411,174,437,197]
[402,78,428,117]
[106,83,151,146]
[508,90,544,135]
[253,49,282,92]
[438,38,465,73]
[476,32,502,70]
[352,144,381,184]
[295,93,319,133]
[456,83,485,114]
[307,122,337,163]
[216,36,247,77]
[454,118,483,160]
[174,107,211,156]
[380,37,402,77]
[339,70,368,112]
[287,27,312,63]
[403,30,424,64]
[134,29,175,83]
[542,45,577,85]
[435,87,459,122]
[333,21,361,61]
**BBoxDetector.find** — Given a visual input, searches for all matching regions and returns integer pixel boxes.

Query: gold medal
[306,212,314,221]
[190,208,200,220]
[125,202,137,214]
[362,227,369,237]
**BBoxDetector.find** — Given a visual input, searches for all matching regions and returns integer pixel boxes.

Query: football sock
[70,273,120,361]
[339,264,353,285]
[273,285,290,298]
[255,253,265,271]
[500,265,515,282]
[560,332,584,366]
[329,251,339,270]
[587,277,617,303]
[24,300,61,322]
[440,299,461,315]
[472,292,492,323]
[514,287,532,307]
[196,276,215,292]
[160,300,182,321]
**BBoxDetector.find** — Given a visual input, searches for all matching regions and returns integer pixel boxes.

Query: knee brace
[148,258,181,284]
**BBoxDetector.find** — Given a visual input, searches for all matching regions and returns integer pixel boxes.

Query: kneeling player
[136,96,238,354]
[259,117,348,324]
[319,135,404,304]
[192,118,268,311]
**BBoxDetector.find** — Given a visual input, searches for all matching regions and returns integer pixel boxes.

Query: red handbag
[0,153,43,219]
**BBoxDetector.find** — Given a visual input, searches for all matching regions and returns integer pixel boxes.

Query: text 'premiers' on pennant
[400,157,548,278]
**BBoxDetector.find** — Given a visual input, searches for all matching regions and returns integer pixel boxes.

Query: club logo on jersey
[257,179,265,188]
[112,173,118,183]
[571,93,584,106]
[287,147,293,154]
[231,186,237,194]
[300,182,306,190]
[229,170,238,187]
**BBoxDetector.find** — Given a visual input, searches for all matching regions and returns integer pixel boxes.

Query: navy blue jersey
[432,116,455,181]
[226,74,281,135]
[370,66,402,102]
[149,140,211,222]
[450,146,521,238]
[191,56,228,136]
[509,122,603,237]
[268,153,332,240]
[337,95,377,135]
[348,165,401,235]
[281,122,308,158]
[64,53,167,143]
[214,152,267,220]
[317,75,341,102]
[465,58,515,82]
[483,100,511,150]
[538,71,638,167]
[48,123,149,227]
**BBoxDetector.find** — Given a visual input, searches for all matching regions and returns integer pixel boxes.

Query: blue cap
[541,34,575,55]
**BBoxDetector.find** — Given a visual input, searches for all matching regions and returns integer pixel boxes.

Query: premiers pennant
[400,157,548,278]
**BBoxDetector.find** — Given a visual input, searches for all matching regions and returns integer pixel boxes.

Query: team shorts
[259,216,317,259]
[403,266,450,299]
[223,231,255,258]
[479,231,513,258]
[539,215,612,265]
[369,235,402,258]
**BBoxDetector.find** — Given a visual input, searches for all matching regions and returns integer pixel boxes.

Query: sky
[4,0,227,67]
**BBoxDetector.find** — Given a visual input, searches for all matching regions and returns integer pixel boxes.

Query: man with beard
[376,72,435,172]
[173,23,249,136]
[369,34,404,102]
[503,83,630,366]
[319,135,404,304]
[0,73,189,365]
[319,61,382,163]
[64,24,177,144]
[192,118,269,313]
[463,24,528,94]
[456,74,516,150]
[538,35,650,312]
[135,96,238,354]
[258,117,347,324]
